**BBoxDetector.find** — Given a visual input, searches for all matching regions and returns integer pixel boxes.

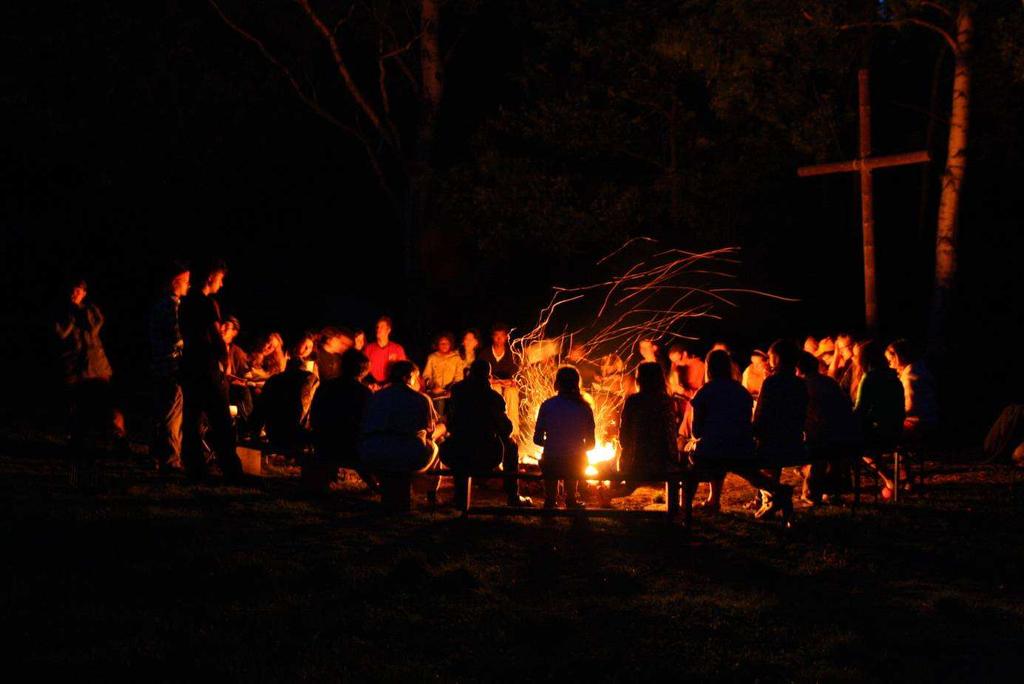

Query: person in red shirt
[363,316,407,386]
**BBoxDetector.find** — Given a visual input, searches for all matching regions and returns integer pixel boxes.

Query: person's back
[619,391,677,472]
[310,376,371,462]
[363,383,431,438]
[447,378,511,443]
[360,362,439,474]
[855,367,905,450]
[534,394,595,463]
[754,372,808,458]
[257,360,318,450]
[692,378,755,460]
[804,371,859,447]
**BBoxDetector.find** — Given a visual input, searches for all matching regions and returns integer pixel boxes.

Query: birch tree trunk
[929,3,971,358]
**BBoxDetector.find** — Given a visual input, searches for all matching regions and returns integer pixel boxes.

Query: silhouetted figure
[534,366,595,509]
[253,340,319,458]
[179,259,243,483]
[55,277,124,486]
[688,350,794,524]
[796,351,861,504]
[308,349,375,492]
[148,262,190,472]
[360,361,442,510]
[619,362,678,476]
[440,359,530,509]
[749,339,807,517]
[855,341,906,496]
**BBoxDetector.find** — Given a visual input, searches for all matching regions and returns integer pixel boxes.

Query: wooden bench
[405,452,867,524]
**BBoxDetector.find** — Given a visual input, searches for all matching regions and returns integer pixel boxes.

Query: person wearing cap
[148,262,189,472]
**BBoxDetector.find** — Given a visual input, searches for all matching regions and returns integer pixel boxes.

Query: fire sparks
[510,239,795,478]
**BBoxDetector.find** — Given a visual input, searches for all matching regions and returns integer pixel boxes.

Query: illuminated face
[836,336,853,361]
[751,355,766,370]
[768,350,781,372]
[639,339,656,361]
[221,323,239,344]
[298,338,314,359]
[354,332,365,350]
[885,347,899,371]
[492,330,508,347]
[376,320,391,340]
[437,337,452,354]
[207,271,226,294]
[408,369,421,390]
[668,350,683,365]
[171,272,190,297]
[463,332,478,351]
[70,284,87,305]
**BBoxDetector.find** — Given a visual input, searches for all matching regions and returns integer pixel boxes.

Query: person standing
[363,316,407,386]
[179,259,243,483]
[55,277,124,485]
[148,262,189,473]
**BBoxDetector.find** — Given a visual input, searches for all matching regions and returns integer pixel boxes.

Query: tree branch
[294,0,394,145]
[802,8,959,55]
[207,0,396,208]
[919,1,954,19]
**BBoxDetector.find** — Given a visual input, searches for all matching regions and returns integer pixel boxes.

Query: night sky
[2,1,1022,433]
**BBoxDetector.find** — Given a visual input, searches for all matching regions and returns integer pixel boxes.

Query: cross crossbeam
[798,69,930,331]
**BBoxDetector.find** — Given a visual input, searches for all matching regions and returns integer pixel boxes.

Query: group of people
[55,258,941,519]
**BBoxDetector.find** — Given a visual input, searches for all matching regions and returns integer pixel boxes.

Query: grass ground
[2,432,1023,681]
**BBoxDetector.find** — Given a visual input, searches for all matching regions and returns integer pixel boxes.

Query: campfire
[510,240,793,484]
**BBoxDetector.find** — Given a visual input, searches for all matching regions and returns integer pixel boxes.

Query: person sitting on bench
[533,366,596,509]
[796,351,862,505]
[308,349,376,493]
[750,339,807,518]
[608,362,679,499]
[359,360,443,509]
[252,338,319,459]
[688,349,794,523]
[855,341,905,498]
[440,359,531,509]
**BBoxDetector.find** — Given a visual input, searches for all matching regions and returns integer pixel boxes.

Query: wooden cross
[798,69,930,332]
